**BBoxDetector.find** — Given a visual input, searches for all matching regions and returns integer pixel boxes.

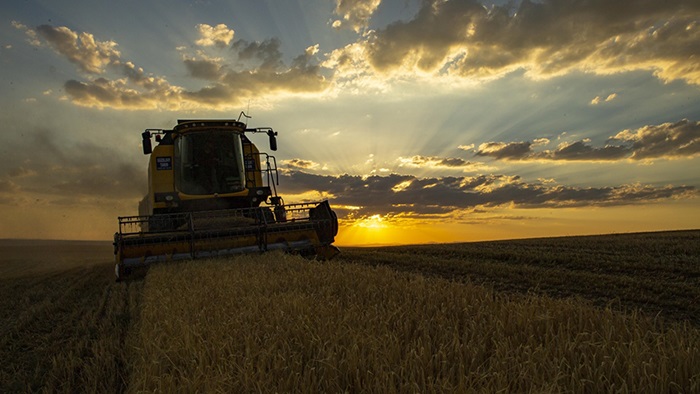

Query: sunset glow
[356,215,387,230]
[0,0,698,244]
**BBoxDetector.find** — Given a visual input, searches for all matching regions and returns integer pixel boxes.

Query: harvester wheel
[115,263,130,282]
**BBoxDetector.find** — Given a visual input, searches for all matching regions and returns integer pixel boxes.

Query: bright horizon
[1,0,699,246]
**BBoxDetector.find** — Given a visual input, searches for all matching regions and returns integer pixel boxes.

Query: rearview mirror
[142,131,152,155]
[267,130,277,151]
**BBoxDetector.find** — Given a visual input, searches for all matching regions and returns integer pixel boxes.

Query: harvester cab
[114,116,339,280]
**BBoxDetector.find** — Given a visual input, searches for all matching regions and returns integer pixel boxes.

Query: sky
[1,0,699,246]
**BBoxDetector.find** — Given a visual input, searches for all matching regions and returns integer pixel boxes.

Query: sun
[335,214,454,246]
[356,214,387,229]
[335,214,483,247]
[335,214,390,246]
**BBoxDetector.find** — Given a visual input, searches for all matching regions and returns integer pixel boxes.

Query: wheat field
[1,231,699,392]
[130,252,699,393]
[0,240,141,392]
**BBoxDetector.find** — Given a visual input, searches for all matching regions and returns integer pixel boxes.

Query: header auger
[114,117,339,280]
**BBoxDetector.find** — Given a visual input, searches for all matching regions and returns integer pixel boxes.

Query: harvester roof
[174,120,248,133]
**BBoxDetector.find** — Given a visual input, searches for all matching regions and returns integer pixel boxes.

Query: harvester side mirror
[267,130,278,151]
[142,131,152,155]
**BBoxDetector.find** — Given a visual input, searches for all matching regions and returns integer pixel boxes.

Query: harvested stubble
[131,253,699,393]
[0,261,142,393]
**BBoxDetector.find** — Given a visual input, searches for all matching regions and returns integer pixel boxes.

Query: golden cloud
[333,0,382,33]
[20,23,330,110]
[28,24,121,74]
[475,119,700,162]
[195,23,235,48]
[330,0,700,85]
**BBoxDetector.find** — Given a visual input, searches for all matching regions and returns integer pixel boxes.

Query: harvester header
[114,117,339,279]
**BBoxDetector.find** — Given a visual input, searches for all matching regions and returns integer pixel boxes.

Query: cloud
[31,25,121,74]
[532,138,550,147]
[0,129,145,205]
[63,78,181,110]
[591,93,618,105]
[232,38,284,71]
[15,1,700,111]
[282,159,320,170]
[195,23,235,48]
[397,155,483,170]
[306,44,320,56]
[183,55,226,80]
[475,119,700,162]
[363,0,486,73]
[545,140,630,161]
[20,23,329,110]
[11,20,40,46]
[475,141,532,160]
[7,167,37,178]
[0,179,20,193]
[333,0,383,32]
[612,119,700,160]
[329,0,700,85]
[279,171,696,219]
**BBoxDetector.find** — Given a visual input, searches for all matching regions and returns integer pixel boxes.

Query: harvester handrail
[244,151,279,187]
[267,155,279,186]
[117,202,327,237]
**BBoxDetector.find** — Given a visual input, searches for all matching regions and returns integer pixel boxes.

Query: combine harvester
[114,115,339,280]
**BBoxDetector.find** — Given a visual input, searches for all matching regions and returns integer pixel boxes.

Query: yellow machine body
[114,119,339,279]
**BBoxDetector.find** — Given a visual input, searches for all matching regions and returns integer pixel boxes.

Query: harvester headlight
[256,190,264,195]
[155,192,179,203]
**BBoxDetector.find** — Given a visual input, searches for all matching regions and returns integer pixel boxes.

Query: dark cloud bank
[475,119,700,161]
[1,130,694,220]
[0,129,145,206]
[281,171,696,219]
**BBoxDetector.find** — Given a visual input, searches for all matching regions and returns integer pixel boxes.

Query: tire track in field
[0,263,143,393]
[114,278,141,394]
[0,266,100,391]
